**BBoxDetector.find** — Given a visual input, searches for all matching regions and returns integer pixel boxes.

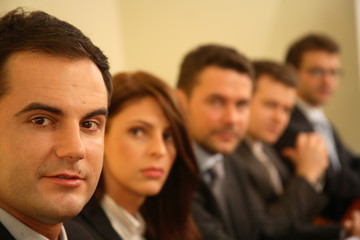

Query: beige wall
[1,0,125,74]
[1,0,359,153]
[119,0,360,153]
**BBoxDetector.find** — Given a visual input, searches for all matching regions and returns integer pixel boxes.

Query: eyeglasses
[304,67,342,78]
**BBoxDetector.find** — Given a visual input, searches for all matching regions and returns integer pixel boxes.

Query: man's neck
[297,96,322,109]
[0,204,62,240]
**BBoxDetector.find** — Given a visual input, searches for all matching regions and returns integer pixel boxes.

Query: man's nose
[54,124,86,162]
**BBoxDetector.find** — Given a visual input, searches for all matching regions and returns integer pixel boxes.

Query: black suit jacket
[66,198,123,240]
[0,220,95,240]
[275,106,360,220]
[235,141,341,240]
[0,222,15,240]
[191,153,259,240]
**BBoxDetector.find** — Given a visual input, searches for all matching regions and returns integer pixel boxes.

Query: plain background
[2,0,359,153]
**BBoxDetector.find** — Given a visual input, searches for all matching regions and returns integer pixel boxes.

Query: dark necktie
[206,158,228,220]
[253,143,283,195]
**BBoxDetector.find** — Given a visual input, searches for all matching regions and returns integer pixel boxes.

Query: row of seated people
[68,35,360,240]
[1,7,359,240]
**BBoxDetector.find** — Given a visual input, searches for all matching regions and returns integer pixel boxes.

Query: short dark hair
[285,33,340,69]
[177,44,254,96]
[0,8,112,100]
[96,71,200,240]
[253,60,297,91]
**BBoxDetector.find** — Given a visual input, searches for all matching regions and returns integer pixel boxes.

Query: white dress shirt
[0,207,67,240]
[101,194,146,240]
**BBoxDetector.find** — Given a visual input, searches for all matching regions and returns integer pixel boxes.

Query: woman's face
[104,97,176,199]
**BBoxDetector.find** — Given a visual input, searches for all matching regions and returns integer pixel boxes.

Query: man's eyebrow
[14,102,108,119]
[14,102,63,117]
[84,108,108,119]
[208,94,226,100]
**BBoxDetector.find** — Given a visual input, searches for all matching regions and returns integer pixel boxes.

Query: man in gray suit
[176,44,256,240]
[235,60,360,239]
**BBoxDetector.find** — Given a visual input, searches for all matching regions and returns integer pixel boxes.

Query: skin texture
[0,51,108,239]
[296,50,340,107]
[179,66,252,155]
[103,97,176,215]
[248,75,296,144]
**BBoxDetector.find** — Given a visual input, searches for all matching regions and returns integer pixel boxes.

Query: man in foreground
[0,8,112,239]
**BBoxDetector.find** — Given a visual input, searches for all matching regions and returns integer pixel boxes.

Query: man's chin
[210,142,238,155]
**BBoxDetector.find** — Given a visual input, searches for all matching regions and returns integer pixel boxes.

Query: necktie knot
[208,160,224,182]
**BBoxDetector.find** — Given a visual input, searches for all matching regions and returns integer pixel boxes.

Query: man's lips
[215,131,238,141]
[43,173,84,187]
[141,167,164,179]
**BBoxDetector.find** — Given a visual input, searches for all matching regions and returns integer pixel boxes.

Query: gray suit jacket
[235,141,342,240]
[191,153,259,240]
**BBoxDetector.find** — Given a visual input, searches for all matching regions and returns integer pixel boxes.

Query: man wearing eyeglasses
[275,33,360,225]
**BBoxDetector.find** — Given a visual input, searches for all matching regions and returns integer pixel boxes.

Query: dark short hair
[177,44,254,96]
[285,33,340,69]
[0,8,112,100]
[252,60,297,91]
[96,71,200,240]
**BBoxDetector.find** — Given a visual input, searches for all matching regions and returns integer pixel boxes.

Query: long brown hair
[96,71,200,240]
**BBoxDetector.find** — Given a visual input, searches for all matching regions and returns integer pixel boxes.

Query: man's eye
[31,117,51,126]
[81,121,99,131]
[209,98,222,106]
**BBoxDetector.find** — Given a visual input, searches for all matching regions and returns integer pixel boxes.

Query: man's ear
[176,88,188,109]
[175,88,189,113]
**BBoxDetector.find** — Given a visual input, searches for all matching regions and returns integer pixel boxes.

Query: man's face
[248,75,296,144]
[0,51,108,225]
[180,66,252,154]
[296,50,340,107]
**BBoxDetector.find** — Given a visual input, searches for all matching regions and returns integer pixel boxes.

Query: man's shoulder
[65,219,99,240]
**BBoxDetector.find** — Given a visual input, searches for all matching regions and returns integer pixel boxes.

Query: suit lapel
[291,106,314,132]
[224,154,258,239]
[263,144,290,182]
[80,201,122,240]
[237,142,278,199]
[0,222,15,240]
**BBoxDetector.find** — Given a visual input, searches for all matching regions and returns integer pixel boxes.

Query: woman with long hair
[68,71,200,240]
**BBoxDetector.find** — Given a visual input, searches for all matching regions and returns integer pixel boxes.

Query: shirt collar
[0,207,67,240]
[244,135,264,156]
[192,142,223,173]
[297,98,328,124]
[101,194,145,240]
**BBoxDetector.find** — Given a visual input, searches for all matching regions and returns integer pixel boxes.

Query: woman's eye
[163,131,174,142]
[130,128,145,137]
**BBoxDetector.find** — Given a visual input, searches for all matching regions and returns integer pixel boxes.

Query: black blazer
[191,153,259,240]
[0,220,95,240]
[235,141,341,240]
[0,223,15,240]
[275,106,360,220]
[66,198,123,240]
